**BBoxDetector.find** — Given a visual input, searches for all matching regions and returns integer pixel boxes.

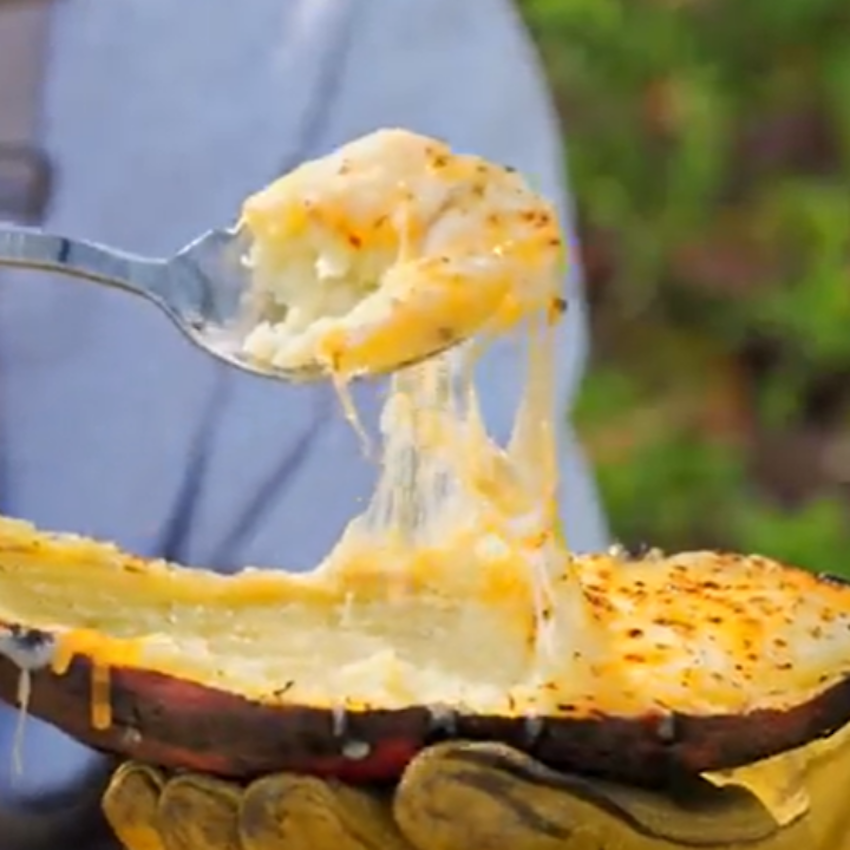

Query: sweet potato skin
[1,638,849,787]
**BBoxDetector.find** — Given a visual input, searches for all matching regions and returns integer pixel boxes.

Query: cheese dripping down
[51,629,126,732]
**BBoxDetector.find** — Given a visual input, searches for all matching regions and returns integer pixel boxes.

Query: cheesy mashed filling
[236,128,564,379]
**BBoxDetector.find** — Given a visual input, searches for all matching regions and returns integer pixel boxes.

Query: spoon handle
[0,223,165,296]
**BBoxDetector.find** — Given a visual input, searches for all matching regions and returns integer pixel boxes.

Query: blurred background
[520,0,850,575]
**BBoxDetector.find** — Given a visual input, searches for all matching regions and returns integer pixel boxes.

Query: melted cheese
[12,668,30,777]
[91,663,113,731]
[51,629,130,731]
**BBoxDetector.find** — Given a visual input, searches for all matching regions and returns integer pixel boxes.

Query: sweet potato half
[0,516,849,788]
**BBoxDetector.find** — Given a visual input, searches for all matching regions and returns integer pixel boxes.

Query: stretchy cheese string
[323,310,571,676]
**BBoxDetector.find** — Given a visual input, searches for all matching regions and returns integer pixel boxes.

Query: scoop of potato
[237,128,565,379]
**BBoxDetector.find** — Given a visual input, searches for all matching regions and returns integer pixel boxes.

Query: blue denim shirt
[0,0,609,802]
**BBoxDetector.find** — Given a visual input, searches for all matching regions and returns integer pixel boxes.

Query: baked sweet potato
[0,517,849,788]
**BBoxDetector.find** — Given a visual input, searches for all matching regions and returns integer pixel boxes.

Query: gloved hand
[102,730,850,850]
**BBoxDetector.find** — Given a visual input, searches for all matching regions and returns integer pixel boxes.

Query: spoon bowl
[0,222,452,383]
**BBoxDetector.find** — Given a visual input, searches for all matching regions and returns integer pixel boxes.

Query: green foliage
[735,497,850,577]
[520,0,850,570]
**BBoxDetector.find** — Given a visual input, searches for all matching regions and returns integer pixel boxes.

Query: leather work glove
[102,730,850,850]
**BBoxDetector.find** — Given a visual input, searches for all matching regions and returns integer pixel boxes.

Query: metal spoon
[0,221,305,379]
[0,222,445,383]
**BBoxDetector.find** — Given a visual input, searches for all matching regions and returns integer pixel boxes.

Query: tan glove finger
[240,773,412,850]
[799,724,850,850]
[102,762,167,850]
[157,774,242,850]
[395,742,783,850]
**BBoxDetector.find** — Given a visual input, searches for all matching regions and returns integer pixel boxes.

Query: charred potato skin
[1,624,850,789]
